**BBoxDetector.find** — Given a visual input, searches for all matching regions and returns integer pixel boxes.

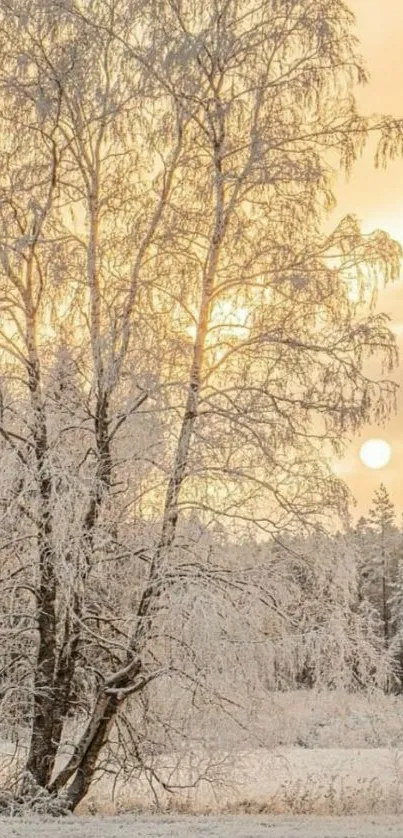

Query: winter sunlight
[0,1,403,836]
[360,438,392,470]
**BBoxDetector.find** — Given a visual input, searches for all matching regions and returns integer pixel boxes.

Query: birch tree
[0,0,400,812]
[0,0,184,802]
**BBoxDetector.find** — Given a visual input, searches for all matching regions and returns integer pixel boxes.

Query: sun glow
[359,438,392,470]
[208,300,249,336]
[187,299,250,343]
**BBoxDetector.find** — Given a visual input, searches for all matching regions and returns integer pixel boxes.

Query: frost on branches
[0,0,400,813]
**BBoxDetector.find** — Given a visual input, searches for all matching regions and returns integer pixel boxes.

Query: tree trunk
[26,541,58,786]
[64,694,119,811]
[49,657,142,806]
[25,305,59,787]
[135,102,226,644]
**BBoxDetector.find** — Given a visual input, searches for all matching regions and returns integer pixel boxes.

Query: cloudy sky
[329,0,403,516]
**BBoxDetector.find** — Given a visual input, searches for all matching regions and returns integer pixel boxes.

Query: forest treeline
[252,483,403,695]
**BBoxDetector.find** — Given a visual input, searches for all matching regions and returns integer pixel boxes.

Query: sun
[359,438,392,470]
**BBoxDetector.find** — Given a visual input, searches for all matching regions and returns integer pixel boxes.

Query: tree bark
[25,308,59,786]
[135,99,227,644]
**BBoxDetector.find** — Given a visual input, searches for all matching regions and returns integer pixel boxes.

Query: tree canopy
[0,0,400,811]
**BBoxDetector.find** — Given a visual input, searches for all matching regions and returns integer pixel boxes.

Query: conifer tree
[368,484,396,647]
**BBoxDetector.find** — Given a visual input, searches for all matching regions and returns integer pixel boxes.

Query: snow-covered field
[70,746,403,816]
[3,744,403,817]
[1,814,403,837]
[3,692,403,821]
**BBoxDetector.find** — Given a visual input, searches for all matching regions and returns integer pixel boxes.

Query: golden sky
[330,0,403,517]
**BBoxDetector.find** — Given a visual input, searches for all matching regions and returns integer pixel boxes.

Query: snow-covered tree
[368,485,397,646]
[0,0,400,810]
[351,487,403,691]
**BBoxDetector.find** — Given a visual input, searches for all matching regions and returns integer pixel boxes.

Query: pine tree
[368,485,396,648]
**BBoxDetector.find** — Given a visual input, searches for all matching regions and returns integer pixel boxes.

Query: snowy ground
[69,746,403,815]
[2,746,403,817]
[1,814,403,837]
[3,693,403,820]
